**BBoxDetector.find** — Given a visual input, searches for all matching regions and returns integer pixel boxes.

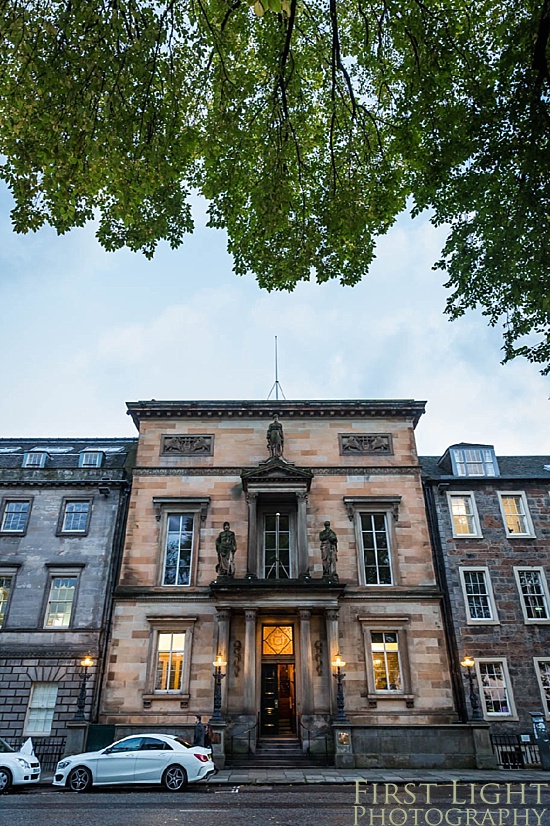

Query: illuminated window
[0,576,12,626]
[155,632,185,692]
[371,632,401,691]
[262,625,294,656]
[498,493,534,537]
[477,659,516,717]
[448,493,481,537]
[534,659,550,718]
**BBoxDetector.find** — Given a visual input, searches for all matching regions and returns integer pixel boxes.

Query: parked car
[53,733,214,792]
[0,737,41,792]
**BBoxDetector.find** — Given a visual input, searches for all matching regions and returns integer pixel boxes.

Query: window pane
[361,513,392,585]
[163,514,194,586]
[463,570,492,620]
[45,576,77,627]
[26,682,58,735]
[2,501,30,532]
[263,514,291,579]
[480,662,511,714]
[538,662,550,714]
[371,632,401,691]
[62,501,90,532]
[0,576,12,626]
[502,496,528,534]
[451,496,476,535]
[519,570,549,619]
[155,632,185,691]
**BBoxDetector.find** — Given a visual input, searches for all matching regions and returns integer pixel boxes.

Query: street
[3,783,550,826]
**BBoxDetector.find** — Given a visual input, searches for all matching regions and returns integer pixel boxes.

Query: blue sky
[1,187,548,457]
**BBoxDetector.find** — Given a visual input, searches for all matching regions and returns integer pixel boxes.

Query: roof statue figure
[267,414,284,458]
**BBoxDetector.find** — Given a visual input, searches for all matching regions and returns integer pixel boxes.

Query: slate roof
[0,438,137,471]
[420,454,550,480]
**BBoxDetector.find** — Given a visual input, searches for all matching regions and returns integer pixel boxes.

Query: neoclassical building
[100,400,492,767]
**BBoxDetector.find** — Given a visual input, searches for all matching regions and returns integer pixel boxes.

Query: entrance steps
[226,734,331,768]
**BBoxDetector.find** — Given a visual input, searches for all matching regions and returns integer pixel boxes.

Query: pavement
[35,767,550,787]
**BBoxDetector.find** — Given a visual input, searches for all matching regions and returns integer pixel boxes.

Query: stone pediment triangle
[241,457,313,487]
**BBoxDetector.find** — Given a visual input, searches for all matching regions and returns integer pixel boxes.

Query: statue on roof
[267,414,284,459]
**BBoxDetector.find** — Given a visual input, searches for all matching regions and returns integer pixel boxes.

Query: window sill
[143,693,190,709]
[366,693,415,709]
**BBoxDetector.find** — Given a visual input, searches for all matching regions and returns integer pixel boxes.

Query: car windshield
[174,737,193,749]
[0,737,15,754]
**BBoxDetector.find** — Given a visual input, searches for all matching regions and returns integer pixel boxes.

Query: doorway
[260,663,295,736]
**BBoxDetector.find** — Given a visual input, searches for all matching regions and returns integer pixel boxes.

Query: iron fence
[490,733,541,769]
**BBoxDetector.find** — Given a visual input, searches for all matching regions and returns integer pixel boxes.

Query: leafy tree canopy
[1,1,549,369]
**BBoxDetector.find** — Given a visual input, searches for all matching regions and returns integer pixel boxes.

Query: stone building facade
[0,438,135,763]
[422,444,550,746]
[100,400,491,768]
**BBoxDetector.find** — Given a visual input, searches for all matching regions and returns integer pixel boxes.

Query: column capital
[244,608,257,622]
[299,609,312,622]
[216,608,231,621]
[326,609,339,623]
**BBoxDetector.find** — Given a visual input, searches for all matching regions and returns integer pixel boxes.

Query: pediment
[241,457,313,491]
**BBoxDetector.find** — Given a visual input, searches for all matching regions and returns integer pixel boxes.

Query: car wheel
[0,767,12,794]
[67,766,93,792]
[162,764,188,791]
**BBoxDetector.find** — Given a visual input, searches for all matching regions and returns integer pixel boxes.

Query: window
[360,513,392,584]
[44,576,77,627]
[0,576,12,626]
[345,497,401,587]
[58,499,92,534]
[514,568,550,622]
[79,451,103,468]
[447,493,481,538]
[264,513,291,579]
[155,632,186,692]
[371,632,402,691]
[451,447,498,477]
[534,659,550,718]
[459,568,499,624]
[25,682,59,735]
[360,616,413,705]
[477,659,516,718]
[23,452,47,468]
[498,493,534,537]
[163,514,195,586]
[0,499,31,534]
[144,618,196,705]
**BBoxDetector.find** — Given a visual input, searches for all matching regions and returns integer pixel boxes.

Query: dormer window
[23,451,47,468]
[79,451,104,468]
[451,447,498,477]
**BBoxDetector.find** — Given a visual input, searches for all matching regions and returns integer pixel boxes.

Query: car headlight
[57,760,72,770]
[16,757,31,769]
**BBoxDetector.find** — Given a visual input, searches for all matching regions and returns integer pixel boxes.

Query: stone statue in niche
[319,520,338,580]
[267,414,284,458]
[215,522,236,577]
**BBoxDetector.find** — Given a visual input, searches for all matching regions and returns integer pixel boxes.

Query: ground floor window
[25,682,59,736]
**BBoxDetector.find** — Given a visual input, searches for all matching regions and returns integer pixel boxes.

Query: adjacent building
[99,400,491,768]
[0,438,135,766]
[422,444,550,765]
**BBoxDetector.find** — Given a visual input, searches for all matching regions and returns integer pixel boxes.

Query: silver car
[53,733,214,792]
[0,737,41,793]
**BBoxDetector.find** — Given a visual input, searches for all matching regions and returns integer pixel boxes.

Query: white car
[53,733,215,792]
[0,737,41,792]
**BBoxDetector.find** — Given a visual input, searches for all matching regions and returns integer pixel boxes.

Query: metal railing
[298,716,331,766]
[490,733,541,769]
[5,736,67,772]
[227,716,259,763]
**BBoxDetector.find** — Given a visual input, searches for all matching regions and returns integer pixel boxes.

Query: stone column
[246,492,258,577]
[325,608,340,715]
[299,609,314,715]
[243,609,257,714]
[216,608,231,711]
[296,491,309,577]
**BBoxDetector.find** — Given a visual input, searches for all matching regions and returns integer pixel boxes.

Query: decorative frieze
[339,433,393,455]
[162,434,214,456]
